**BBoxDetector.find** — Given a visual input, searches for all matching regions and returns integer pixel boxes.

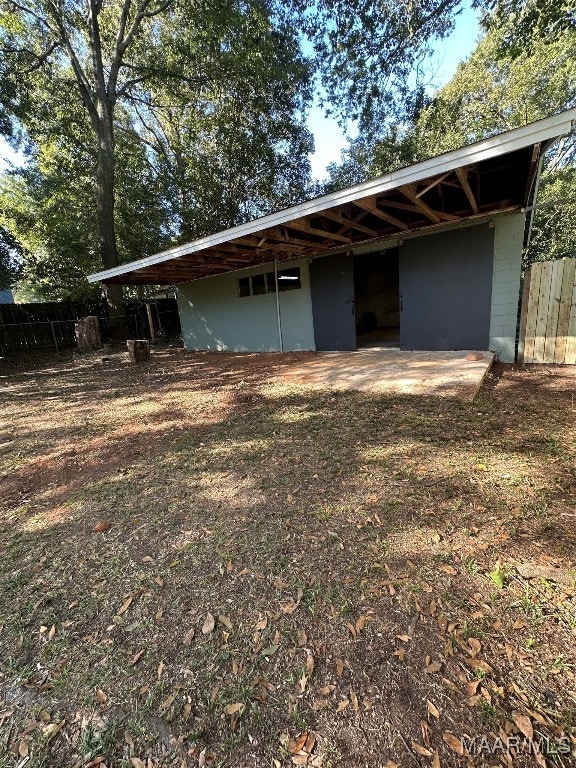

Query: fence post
[50,320,59,352]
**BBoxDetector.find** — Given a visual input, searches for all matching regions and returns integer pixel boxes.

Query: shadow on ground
[0,348,575,767]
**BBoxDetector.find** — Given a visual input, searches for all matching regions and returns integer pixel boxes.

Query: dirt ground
[0,345,575,768]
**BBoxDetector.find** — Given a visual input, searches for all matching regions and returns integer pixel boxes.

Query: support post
[146,303,156,343]
[50,320,59,352]
[274,257,284,353]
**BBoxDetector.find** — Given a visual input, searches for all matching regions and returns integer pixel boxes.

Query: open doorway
[353,248,400,349]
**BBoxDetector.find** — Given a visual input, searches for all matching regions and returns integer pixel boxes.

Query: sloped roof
[89,109,576,285]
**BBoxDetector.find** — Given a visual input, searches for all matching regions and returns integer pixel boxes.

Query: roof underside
[90,111,576,286]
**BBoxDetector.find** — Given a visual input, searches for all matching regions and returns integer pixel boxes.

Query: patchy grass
[0,347,575,768]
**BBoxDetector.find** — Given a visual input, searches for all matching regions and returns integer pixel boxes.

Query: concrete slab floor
[282,349,494,400]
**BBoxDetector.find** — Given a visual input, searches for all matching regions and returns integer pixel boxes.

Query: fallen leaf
[439,564,457,576]
[489,560,506,588]
[513,713,533,740]
[224,702,244,715]
[42,720,65,739]
[261,644,279,657]
[424,661,442,674]
[432,751,441,768]
[130,649,144,665]
[92,521,111,533]
[318,685,335,696]
[336,699,350,712]
[306,653,315,675]
[512,619,526,630]
[0,709,14,719]
[218,614,233,631]
[255,616,268,631]
[305,732,316,753]
[118,595,133,616]
[336,659,344,677]
[159,691,178,713]
[467,658,492,673]
[393,648,406,661]
[202,612,215,635]
[467,638,482,658]
[130,759,146,768]
[288,733,308,754]
[396,634,411,642]
[182,627,195,646]
[48,624,56,641]
[95,689,108,704]
[18,741,29,758]
[465,680,481,697]
[427,700,440,719]
[297,629,308,647]
[350,687,359,713]
[442,732,463,755]
[412,741,433,757]
[385,762,400,768]
[157,661,165,680]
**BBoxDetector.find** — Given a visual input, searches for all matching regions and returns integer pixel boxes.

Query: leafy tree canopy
[0,224,23,290]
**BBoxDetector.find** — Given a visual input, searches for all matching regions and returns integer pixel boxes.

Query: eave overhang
[88,109,576,286]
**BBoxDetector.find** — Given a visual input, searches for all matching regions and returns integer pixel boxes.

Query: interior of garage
[353,248,400,348]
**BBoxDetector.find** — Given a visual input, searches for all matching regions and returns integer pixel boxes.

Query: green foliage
[0,224,23,289]
[325,5,576,268]
[0,0,314,299]
[414,19,576,156]
[296,0,463,128]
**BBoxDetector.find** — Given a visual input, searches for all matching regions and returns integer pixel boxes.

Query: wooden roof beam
[415,171,453,198]
[317,208,379,237]
[286,218,352,244]
[455,167,479,214]
[354,197,409,231]
[400,184,459,223]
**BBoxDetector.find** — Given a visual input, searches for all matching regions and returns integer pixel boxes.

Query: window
[277,267,301,291]
[238,267,301,297]
[238,277,250,297]
[251,273,266,295]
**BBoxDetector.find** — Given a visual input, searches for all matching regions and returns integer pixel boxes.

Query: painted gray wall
[489,213,524,362]
[310,252,356,350]
[399,224,495,351]
[177,257,315,352]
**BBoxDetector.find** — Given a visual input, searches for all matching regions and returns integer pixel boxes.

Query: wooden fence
[0,298,181,357]
[518,258,576,364]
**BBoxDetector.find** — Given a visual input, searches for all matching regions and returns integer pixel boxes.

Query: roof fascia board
[89,109,576,283]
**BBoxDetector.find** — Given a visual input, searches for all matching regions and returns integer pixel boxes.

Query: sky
[0,5,480,179]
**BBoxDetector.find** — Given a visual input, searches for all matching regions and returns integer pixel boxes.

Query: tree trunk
[75,316,102,352]
[96,105,125,319]
[127,339,150,363]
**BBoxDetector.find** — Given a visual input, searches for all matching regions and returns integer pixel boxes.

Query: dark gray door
[310,253,356,350]
[399,224,494,351]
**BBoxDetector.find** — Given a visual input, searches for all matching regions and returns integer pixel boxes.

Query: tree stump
[127,339,150,363]
[75,316,102,352]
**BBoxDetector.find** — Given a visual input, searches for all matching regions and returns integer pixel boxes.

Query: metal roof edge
[88,108,576,283]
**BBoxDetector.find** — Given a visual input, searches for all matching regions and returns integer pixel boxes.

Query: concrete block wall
[489,213,525,362]
[177,257,315,352]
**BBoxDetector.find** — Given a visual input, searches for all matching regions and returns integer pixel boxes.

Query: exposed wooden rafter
[455,167,479,214]
[415,171,453,198]
[400,184,459,223]
[317,208,379,237]
[525,143,542,203]
[285,219,352,244]
[354,197,409,231]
